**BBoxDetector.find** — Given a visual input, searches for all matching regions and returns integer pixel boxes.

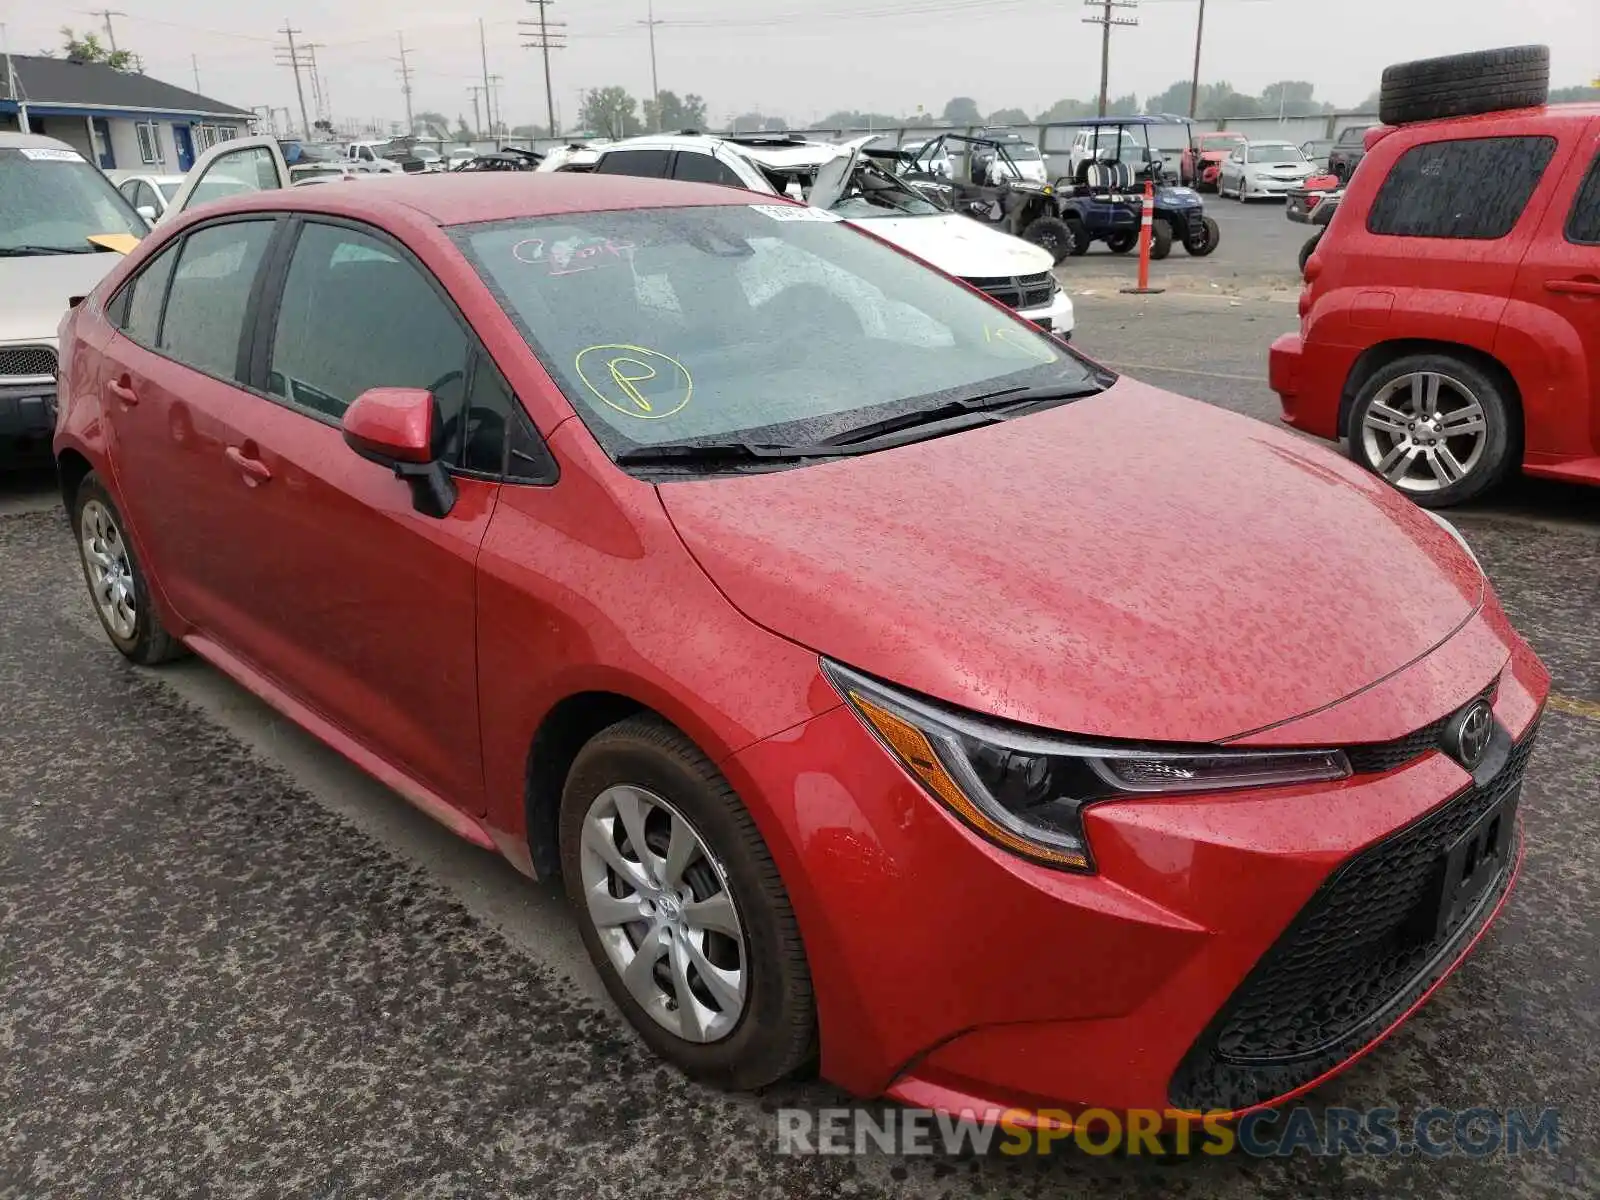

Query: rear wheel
[1148,218,1173,261]
[1380,45,1550,126]
[1299,231,1323,275]
[1105,232,1137,255]
[560,715,816,1089]
[72,474,184,665]
[1064,217,1091,257]
[1020,215,1076,264]
[1184,216,1220,257]
[1348,354,1516,507]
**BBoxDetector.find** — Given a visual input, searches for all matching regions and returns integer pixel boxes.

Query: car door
[179,216,496,810]
[164,136,291,217]
[1508,122,1600,459]
[98,217,282,631]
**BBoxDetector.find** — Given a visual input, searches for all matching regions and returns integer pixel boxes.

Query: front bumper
[1017,288,1074,335]
[1245,176,1311,198]
[726,608,1547,1115]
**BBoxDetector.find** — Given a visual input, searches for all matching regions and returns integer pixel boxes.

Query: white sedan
[1217,140,1316,201]
[108,172,185,223]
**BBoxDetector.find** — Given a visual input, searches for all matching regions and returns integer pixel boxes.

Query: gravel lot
[2,199,1597,1198]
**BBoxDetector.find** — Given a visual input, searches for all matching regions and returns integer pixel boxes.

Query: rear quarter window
[1567,151,1600,245]
[1367,136,1557,240]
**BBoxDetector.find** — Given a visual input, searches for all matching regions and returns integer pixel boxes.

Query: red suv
[1272,50,1599,507]
[54,169,1547,1122]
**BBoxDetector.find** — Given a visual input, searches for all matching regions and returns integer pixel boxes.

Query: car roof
[0,131,82,152]
[1392,101,1600,132]
[599,132,838,168]
[187,172,771,227]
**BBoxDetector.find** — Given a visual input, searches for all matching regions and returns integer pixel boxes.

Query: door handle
[224,445,273,485]
[1545,278,1600,296]
[107,376,139,407]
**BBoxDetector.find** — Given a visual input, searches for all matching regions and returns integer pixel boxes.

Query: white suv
[547,132,1074,334]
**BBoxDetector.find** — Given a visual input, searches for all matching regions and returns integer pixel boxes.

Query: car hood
[851,213,1054,279]
[660,380,1484,743]
[1199,149,1235,163]
[0,252,123,344]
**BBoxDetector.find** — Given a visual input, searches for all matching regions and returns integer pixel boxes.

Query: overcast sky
[3,0,1595,131]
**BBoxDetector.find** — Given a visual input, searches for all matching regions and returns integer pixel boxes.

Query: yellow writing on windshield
[575,344,693,420]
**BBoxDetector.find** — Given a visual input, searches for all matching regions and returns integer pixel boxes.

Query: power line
[1082,0,1138,117]
[519,0,566,137]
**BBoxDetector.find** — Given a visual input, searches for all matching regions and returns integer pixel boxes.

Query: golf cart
[899,132,1079,263]
[1050,117,1219,260]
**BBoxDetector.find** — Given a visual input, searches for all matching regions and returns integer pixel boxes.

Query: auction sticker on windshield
[18,147,85,162]
[748,205,842,222]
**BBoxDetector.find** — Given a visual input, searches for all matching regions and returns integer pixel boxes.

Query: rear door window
[596,149,671,178]
[1566,150,1600,245]
[158,220,275,381]
[117,244,180,347]
[671,152,744,188]
[1367,136,1557,240]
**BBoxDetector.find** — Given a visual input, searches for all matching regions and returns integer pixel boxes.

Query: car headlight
[824,661,1351,873]
[1418,508,1483,572]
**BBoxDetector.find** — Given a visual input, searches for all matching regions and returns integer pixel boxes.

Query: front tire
[560,715,816,1089]
[1148,218,1174,261]
[1105,232,1138,255]
[1184,216,1220,257]
[72,473,184,664]
[1020,215,1076,264]
[1347,354,1516,507]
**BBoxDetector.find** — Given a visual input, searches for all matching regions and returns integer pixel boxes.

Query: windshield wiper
[615,441,855,467]
[0,244,103,257]
[815,381,1107,448]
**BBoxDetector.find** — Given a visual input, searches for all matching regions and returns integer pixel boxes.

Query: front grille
[969,271,1055,311]
[1170,720,1540,1113]
[1345,682,1499,775]
[0,345,58,380]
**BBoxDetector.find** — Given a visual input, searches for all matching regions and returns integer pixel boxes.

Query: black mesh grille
[0,346,58,380]
[1345,681,1499,775]
[968,272,1055,311]
[1170,720,1540,1113]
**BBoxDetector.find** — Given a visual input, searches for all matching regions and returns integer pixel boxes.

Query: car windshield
[0,146,148,252]
[282,141,341,164]
[1249,144,1303,163]
[415,147,441,160]
[1201,134,1244,149]
[828,161,945,219]
[157,180,182,201]
[455,204,1098,458]
[1002,142,1043,161]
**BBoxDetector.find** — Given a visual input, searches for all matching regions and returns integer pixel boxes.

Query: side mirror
[136,204,157,221]
[341,386,457,518]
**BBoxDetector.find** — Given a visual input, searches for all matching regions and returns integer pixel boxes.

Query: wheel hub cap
[1359,370,1488,494]
[79,499,138,640]
[578,785,748,1044]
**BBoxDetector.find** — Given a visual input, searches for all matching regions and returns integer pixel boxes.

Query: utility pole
[519,0,566,138]
[468,85,484,140]
[304,44,327,124]
[1082,0,1138,118]
[639,0,663,129]
[191,53,201,93]
[487,74,505,137]
[86,9,126,53]
[2,22,29,133]
[276,20,312,139]
[479,19,495,141]
[1188,0,1207,118]
[395,32,415,136]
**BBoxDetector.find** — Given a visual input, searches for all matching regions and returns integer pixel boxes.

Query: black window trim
[107,213,283,391]
[1564,145,1600,247]
[242,212,557,485]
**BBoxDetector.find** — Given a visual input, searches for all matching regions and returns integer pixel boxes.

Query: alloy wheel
[1360,370,1488,494]
[79,499,137,640]
[578,784,747,1044]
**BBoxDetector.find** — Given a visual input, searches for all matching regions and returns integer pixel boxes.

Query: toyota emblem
[1447,700,1495,770]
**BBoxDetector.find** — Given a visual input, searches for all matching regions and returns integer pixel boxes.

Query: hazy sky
[3,0,1595,131]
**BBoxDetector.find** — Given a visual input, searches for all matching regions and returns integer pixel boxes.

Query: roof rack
[722,132,809,146]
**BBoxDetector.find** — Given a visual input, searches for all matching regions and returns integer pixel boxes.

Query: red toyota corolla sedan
[54,171,1547,1120]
